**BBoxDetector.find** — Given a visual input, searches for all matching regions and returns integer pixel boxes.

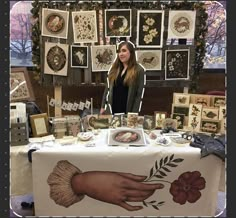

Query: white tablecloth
[30,130,224,216]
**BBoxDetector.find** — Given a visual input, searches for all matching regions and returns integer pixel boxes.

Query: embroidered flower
[145,18,155,26]
[169,171,206,205]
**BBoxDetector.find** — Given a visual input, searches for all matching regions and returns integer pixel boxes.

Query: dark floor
[10,192,226,217]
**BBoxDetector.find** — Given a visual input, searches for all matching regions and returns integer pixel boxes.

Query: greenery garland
[31,0,207,92]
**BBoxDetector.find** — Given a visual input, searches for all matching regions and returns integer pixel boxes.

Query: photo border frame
[30,113,49,137]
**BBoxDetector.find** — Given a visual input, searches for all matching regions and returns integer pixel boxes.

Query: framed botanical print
[41,8,69,39]
[91,45,117,71]
[172,104,189,116]
[72,10,98,43]
[189,104,202,117]
[200,119,220,134]
[137,10,164,48]
[173,93,190,106]
[10,67,35,102]
[154,111,167,129]
[211,96,226,107]
[193,94,211,107]
[201,107,219,120]
[44,42,69,76]
[188,115,201,132]
[167,10,196,39]
[165,49,190,80]
[110,114,122,128]
[136,50,162,71]
[172,113,185,129]
[105,9,131,37]
[71,45,88,68]
[127,112,139,128]
[30,113,49,137]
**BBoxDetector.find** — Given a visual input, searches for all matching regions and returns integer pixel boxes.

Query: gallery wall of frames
[31,0,208,92]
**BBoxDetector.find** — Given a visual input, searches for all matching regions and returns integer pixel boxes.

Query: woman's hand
[71,171,164,211]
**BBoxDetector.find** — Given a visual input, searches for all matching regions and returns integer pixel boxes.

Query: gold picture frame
[10,67,35,102]
[30,113,49,137]
[154,111,167,129]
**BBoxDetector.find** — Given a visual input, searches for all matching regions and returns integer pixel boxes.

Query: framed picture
[137,10,164,48]
[105,9,131,37]
[136,50,162,71]
[165,49,190,80]
[72,10,98,43]
[65,115,81,137]
[108,128,146,146]
[10,67,35,102]
[219,106,226,120]
[137,116,144,128]
[41,8,69,39]
[143,115,155,130]
[188,115,201,131]
[189,104,203,117]
[87,115,109,129]
[167,10,196,39]
[201,119,220,134]
[91,45,117,72]
[44,42,69,76]
[172,104,189,116]
[52,117,67,139]
[71,45,88,68]
[154,111,167,129]
[212,96,226,107]
[162,118,177,130]
[127,112,139,128]
[172,113,185,129]
[30,113,49,137]
[173,93,190,106]
[193,94,211,107]
[110,114,122,128]
[201,107,219,120]
[220,118,226,134]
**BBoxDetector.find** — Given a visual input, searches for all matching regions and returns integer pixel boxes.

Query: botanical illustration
[137,10,164,48]
[165,49,190,80]
[71,45,88,68]
[105,9,131,37]
[194,95,210,106]
[44,42,69,76]
[154,112,167,129]
[127,112,138,128]
[201,120,219,133]
[188,115,201,131]
[201,107,219,120]
[42,8,69,39]
[168,10,196,39]
[212,96,226,107]
[72,10,98,43]
[136,50,162,70]
[172,113,185,129]
[218,106,226,120]
[91,45,116,71]
[173,93,190,106]
[110,115,122,128]
[189,104,202,117]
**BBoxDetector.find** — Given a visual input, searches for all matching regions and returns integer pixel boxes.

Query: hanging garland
[31,0,207,92]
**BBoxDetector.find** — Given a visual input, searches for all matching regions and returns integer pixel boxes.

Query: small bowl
[155,136,171,146]
[77,132,94,141]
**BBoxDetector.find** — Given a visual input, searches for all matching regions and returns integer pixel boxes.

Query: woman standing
[100,41,145,115]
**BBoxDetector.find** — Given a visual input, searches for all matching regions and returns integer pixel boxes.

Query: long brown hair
[108,41,138,86]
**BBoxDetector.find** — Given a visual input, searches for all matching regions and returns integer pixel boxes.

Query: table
[28,130,224,216]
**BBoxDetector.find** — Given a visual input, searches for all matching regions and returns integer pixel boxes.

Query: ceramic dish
[77,132,94,141]
[155,136,171,146]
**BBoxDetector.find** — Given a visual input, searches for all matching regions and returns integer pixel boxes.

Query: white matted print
[201,107,219,120]
[193,94,211,107]
[44,42,69,76]
[136,50,162,71]
[137,10,164,48]
[201,119,220,134]
[165,49,190,80]
[167,10,196,39]
[189,104,202,117]
[188,115,201,131]
[41,8,69,39]
[173,93,190,106]
[70,45,88,68]
[91,45,117,72]
[72,11,98,43]
[105,9,131,37]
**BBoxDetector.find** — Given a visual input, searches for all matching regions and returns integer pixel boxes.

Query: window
[10,1,34,67]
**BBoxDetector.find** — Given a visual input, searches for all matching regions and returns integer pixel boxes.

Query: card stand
[10,122,29,146]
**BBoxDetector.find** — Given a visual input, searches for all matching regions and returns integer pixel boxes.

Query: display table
[28,130,224,216]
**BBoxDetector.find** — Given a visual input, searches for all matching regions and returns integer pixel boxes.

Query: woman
[100,41,145,115]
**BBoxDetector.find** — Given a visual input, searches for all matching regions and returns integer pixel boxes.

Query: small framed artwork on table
[143,115,155,130]
[30,113,49,137]
[165,49,190,80]
[211,96,226,107]
[136,50,162,71]
[201,120,220,134]
[71,45,88,68]
[172,113,185,129]
[201,107,219,120]
[194,95,210,107]
[105,9,132,37]
[127,113,139,128]
[189,104,202,117]
[172,104,189,116]
[154,111,167,129]
[10,67,35,102]
[173,93,190,106]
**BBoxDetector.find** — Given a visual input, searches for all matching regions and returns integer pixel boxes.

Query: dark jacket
[101,64,145,114]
